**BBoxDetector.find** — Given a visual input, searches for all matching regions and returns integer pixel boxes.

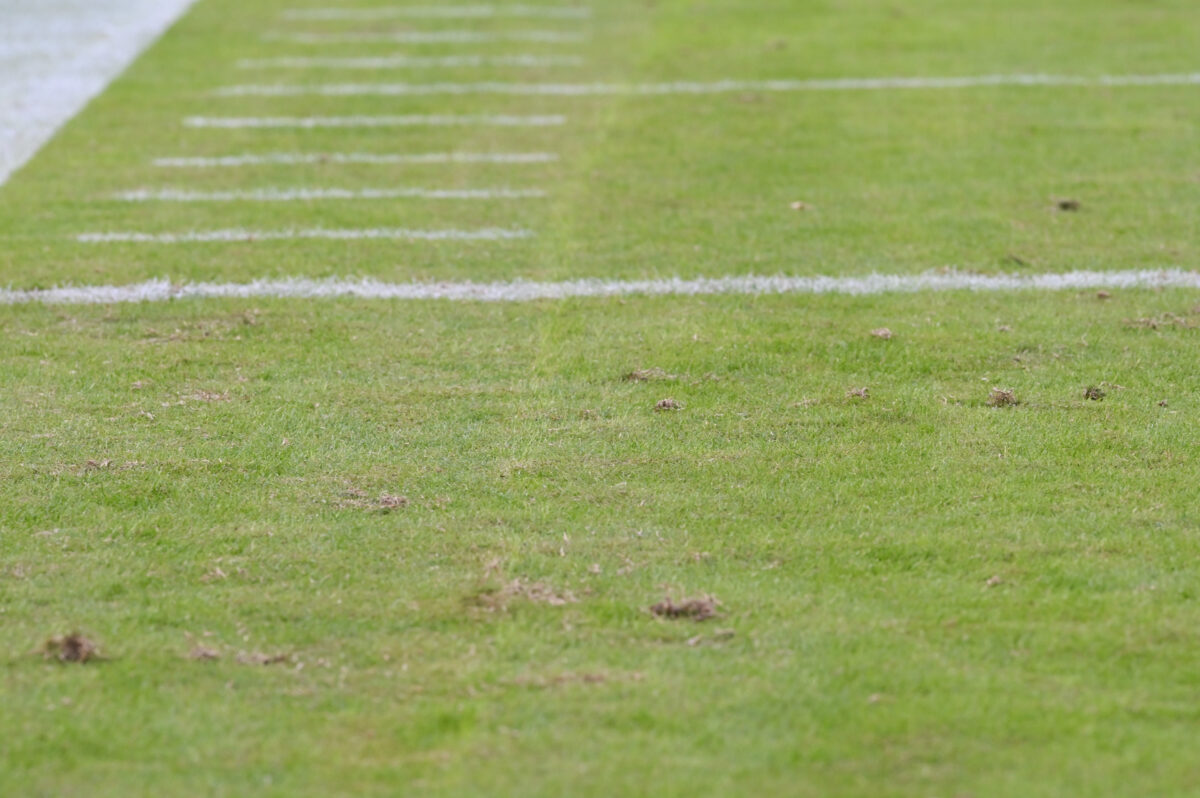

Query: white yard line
[0,0,196,186]
[211,73,1200,98]
[282,5,590,19]
[9,270,1200,305]
[183,114,566,128]
[114,187,546,201]
[153,152,559,167]
[237,55,584,69]
[77,228,533,243]
[265,31,586,44]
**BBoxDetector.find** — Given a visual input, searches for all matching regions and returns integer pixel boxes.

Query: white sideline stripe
[237,55,584,69]
[114,187,546,201]
[282,5,591,19]
[7,270,1200,306]
[76,227,532,243]
[153,152,559,167]
[183,114,566,128]
[265,31,586,44]
[211,73,1200,98]
[0,0,197,186]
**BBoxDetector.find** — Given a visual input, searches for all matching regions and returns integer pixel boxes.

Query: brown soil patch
[41,633,100,663]
[625,367,676,382]
[987,388,1018,407]
[650,596,721,621]
[189,645,221,661]
[1056,199,1081,211]
[1083,385,1106,401]
[474,579,578,611]
[654,398,682,411]
[870,328,893,340]
[846,387,869,399]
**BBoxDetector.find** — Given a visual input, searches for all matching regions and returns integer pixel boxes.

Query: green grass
[4,0,1200,795]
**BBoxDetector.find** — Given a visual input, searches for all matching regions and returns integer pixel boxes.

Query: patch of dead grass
[987,388,1019,407]
[472,578,578,612]
[624,367,677,382]
[654,398,682,411]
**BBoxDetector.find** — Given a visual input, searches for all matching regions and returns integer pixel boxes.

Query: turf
[3,0,1200,795]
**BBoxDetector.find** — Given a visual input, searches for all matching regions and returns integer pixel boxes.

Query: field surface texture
[3,0,1200,796]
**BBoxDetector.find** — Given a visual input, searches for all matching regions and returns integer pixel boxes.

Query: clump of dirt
[474,579,578,611]
[1056,199,1081,212]
[1083,385,1106,401]
[236,651,289,666]
[625,367,676,382]
[846,387,869,399]
[1096,290,1112,300]
[41,633,100,664]
[654,398,682,411]
[987,388,1019,407]
[870,328,893,340]
[650,596,721,621]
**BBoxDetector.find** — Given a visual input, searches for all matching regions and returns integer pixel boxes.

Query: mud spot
[41,633,99,664]
[650,596,721,621]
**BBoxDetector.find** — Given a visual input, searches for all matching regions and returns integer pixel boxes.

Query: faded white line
[212,73,1200,98]
[282,5,591,19]
[153,152,559,167]
[265,31,586,44]
[77,227,532,243]
[237,55,584,69]
[183,114,566,128]
[114,187,546,201]
[8,270,1200,305]
[0,0,197,185]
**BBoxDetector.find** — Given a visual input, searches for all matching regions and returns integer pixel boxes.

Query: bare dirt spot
[236,651,289,666]
[1083,385,1106,401]
[1096,290,1112,300]
[790,201,813,211]
[473,579,578,612]
[846,387,870,400]
[987,388,1019,407]
[189,645,220,661]
[650,596,721,621]
[654,398,682,411]
[870,328,893,340]
[1125,311,1200,330]
[625,367,676,382]
[1159,400,1170,408]
[985,575,1004,588]
[41,633,100,664]
[379,493,409,510]
[1055,198,1081,212]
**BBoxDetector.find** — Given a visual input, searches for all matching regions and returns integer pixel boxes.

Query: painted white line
[282,5,591,19]
[77,228,532,243]
[237,55,584,69]
[265,31,586,44]
[212,73,1200,98]
[114,187,546,201]
[8,270,1200,306]
[183,114,566,128]
[0,0,197,185]
[153,152,559,167]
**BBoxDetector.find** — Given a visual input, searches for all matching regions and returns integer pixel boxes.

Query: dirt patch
[650,596,721,621]
[379,493,409,510]
[339,488,410,511]
[1083,385,1106,401]
[987,388,1019,407]
[846,387,870,400]
[1055,198,1081,212]
[790,201,813,211]
[189,645,221,661]
[654,398,682,411]
[41,633,100,664]
[1125,311,1200,330]
[473,579,578,611]
[625,368,676,382]
[236,651,289,666]
[1096,290,1112,300]
[870,328,893,340]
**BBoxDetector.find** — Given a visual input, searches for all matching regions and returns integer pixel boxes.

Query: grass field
[4,1,1200,795]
